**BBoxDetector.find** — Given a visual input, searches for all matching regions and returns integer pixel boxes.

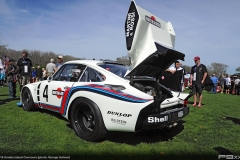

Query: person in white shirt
[166,61,185,92]
[234,76,240,95]
[225,74,231,94]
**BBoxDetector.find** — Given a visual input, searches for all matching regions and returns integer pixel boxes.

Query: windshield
[98,64,128,78]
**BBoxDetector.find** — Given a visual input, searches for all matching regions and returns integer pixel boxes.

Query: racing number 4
[43,85,48,102]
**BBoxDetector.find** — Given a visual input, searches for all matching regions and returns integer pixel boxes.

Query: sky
[0,0,240,74]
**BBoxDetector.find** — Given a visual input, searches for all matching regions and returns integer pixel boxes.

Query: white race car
[20,1,191,141]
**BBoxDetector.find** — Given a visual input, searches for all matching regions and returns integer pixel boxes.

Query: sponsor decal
[125,1,139,50]
[111,118,127,125]
[107,111,132,117]
[148,116,168,123]
[178,111,183,118]
[145,15,161,28]
[52,88,64,99]
[126,12,136,37]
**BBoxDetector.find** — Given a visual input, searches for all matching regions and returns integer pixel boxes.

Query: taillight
[179,100,188,106]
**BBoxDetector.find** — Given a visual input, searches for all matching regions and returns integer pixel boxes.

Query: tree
[0,35,8,58]
[236,66,240,72]
[207,62,228,77]
[181,65,191,74]
[115,56,130,66]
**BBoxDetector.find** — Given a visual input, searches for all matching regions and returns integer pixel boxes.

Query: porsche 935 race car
[20,1,191,141]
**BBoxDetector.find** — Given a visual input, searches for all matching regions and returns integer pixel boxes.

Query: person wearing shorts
[189,56,207,108]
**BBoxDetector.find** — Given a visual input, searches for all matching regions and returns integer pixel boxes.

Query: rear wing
[125,0,176,67]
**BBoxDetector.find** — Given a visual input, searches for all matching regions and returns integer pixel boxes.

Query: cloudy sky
[0,0,240,74]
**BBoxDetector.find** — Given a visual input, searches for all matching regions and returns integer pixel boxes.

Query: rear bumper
[135,105,189,131]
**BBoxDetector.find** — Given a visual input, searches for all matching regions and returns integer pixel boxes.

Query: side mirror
[47,76,53,82]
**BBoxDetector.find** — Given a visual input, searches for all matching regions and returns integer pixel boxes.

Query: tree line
[0,45,85,68]
[0,43,236,78]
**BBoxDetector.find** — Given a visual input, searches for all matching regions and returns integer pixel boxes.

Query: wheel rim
[73,104,95,137]
[22,90,30,109]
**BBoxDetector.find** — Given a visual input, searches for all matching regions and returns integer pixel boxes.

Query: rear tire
[70,98,107,142]
[21,88,36,111]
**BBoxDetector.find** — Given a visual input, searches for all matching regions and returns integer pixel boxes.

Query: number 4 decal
[43,85,48,102]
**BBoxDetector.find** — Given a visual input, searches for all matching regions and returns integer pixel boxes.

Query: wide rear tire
[70,98,107,142]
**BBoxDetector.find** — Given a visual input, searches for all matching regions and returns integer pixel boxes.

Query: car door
[37,63,85,112]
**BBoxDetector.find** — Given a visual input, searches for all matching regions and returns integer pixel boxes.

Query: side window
[80,67,105,82]
[53,64,86,82]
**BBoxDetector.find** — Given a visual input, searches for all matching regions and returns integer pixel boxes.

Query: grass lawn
[0,84,240,160]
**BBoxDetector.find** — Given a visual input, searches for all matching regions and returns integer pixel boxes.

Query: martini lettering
[126,12,135,37]
[145,15,161,28]
[52,90,64,96]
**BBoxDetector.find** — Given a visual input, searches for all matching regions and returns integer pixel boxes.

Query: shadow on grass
[35,108,69,122]
[212,116,240,155]
[22,106,186,145]
[104,120,185,145]
[213,147,234,154]
[66,120,185,145]
[226,116,240,125]
[0,97,20,105]
[188,101,205,106]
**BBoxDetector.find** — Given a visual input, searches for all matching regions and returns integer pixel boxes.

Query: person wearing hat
[6,59,18,98]
[189,56,208,108]
[17,51,33,92]
[55,55,64,71]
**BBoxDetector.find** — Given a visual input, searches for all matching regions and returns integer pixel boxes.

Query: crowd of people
[0,51,239,106]
[209,73,240,95]
[0,51,64,99]
[166,56,240,108]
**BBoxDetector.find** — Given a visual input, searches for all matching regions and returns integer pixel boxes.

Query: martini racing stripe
[34,103,60,112]
[59,87,71,115]
[60,84,152,116]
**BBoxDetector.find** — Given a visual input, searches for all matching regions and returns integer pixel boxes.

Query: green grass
[0,85,240,160]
